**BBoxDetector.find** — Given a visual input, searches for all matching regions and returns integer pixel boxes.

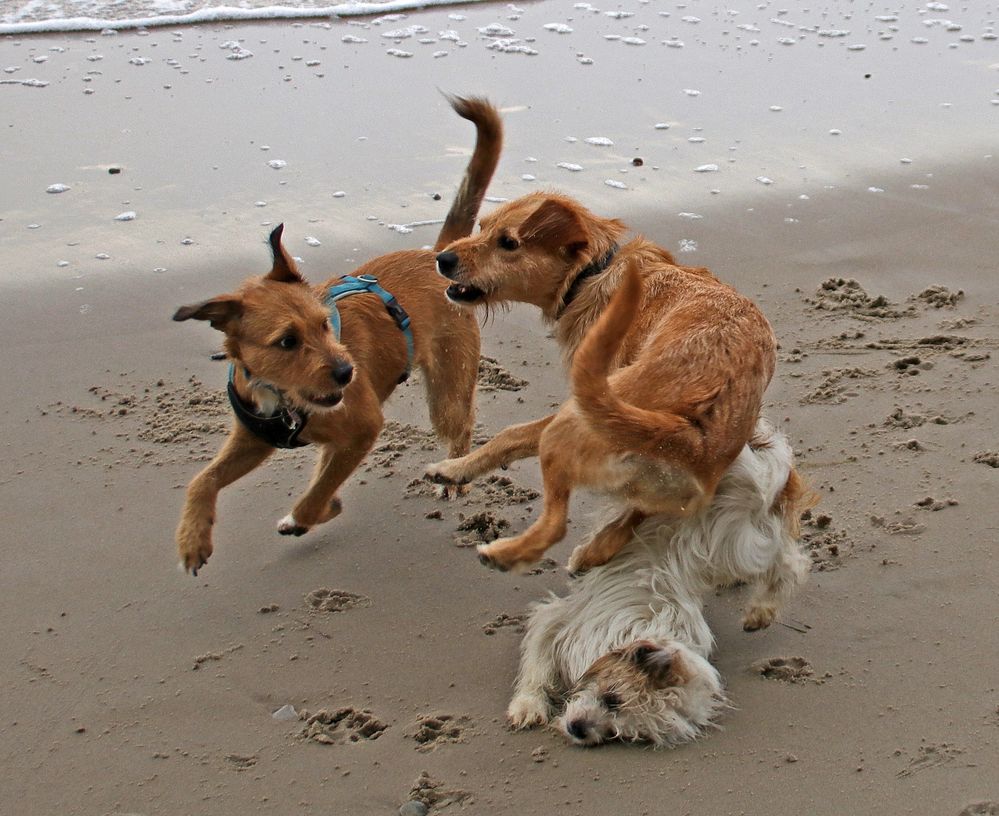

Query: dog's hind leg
[278,386,383,536]
[742,539,809,631]
[177,423,274,574]
[425,414,555,487]
[422,327,480,499]
[566,507,648,577]
[476,439,572,571]
[742,466,814,630]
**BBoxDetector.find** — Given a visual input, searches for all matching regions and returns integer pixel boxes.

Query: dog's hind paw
[507,694,551,730]
[277,514,309,537]
[742,603,778,631]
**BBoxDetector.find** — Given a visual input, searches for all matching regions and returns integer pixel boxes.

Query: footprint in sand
[481,612,526,635]
[752,656,814,683]
[408,713,473,751]
[800,511,851,570]
[407,771,472,809]
[299,707,388,744]
[959,804,999,816]
[895,742,965,778]
[304,588,370,613]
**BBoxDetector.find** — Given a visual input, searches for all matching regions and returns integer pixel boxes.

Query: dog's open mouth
[308,392,343,408]
[446,282,487,304]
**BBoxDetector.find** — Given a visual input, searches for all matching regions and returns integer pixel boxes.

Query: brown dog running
[426,191,781,575]
[172,96,502,574]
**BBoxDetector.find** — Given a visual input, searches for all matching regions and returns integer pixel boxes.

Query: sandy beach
[1,2,998,814]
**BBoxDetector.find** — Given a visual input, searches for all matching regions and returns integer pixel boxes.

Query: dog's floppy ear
[173,296,242,331]
[625,641,676,688]
[266,223,303,283]
[520,198,589,256]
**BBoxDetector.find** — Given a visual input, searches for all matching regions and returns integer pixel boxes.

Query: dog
[506,420,812,747]
[172,96,502,574]
[426,191,779,575]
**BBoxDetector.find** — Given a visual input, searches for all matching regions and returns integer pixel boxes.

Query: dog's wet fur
[427,191,781,575]
[507,422,814,747]
[172,96,502,574]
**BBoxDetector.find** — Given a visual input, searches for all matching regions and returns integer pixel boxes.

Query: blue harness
[226,274,415,449]
[324,274,415,382]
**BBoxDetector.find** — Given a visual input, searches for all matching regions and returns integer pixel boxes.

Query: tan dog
[173,96,502,574]
[426,191,780,575]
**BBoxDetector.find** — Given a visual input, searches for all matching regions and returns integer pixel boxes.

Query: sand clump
[973,451,999,468]
[477,355,529,391]
[453,511,510,547]
[806,278,912,319]
[914,285,964,309]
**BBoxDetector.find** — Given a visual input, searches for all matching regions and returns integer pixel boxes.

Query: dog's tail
[434,95,503,251]
[571,258,705,460]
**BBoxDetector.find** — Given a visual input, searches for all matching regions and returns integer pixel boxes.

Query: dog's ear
[266,223,304,283]
[173,296,242,331]
[625,641,676,688]
[520,199,589,256]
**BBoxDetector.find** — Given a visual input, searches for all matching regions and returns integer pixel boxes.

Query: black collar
[227,367,309,449]
[557,244,619,318]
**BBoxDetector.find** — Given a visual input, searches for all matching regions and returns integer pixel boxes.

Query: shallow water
[0,0,996,288]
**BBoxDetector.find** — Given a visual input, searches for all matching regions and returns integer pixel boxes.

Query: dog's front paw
[507,694,551,730]
[476,538,537,574]
[434,481,469,501]
[277,514,310,537]
[742,603,778,631]
[177,521,213,576]
[425,458,472,487]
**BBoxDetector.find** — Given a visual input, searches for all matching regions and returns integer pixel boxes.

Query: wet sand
[1,3,998,814]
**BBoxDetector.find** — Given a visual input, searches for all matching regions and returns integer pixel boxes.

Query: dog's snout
[436,250,460,280]
[566,719,589,740]
[331,361,354,386]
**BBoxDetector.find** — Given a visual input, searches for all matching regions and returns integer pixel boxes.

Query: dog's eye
[276,334,299,350]
[601,691,622,711]
[498,234,520,251]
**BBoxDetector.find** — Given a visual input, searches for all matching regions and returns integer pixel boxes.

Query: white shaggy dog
[507,420,812,747]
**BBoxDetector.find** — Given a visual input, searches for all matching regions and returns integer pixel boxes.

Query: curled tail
[434,95,503,251]
[571,258,700,458]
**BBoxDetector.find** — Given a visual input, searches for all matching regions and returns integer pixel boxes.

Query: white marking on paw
[277,513,298,532]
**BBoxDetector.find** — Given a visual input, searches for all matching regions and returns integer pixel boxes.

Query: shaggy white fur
[507,419,809,747]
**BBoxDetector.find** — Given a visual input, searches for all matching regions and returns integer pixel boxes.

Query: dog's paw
[277,514,310,537]
[507,694,551,730]
[565,545,594,579]
[434,481,469,501]
[476,539,537,574]
[742,603,778,631]
[425,459,471,487]
[177,524,212,576]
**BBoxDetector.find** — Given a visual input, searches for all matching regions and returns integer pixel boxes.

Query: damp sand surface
[1,3,998,814]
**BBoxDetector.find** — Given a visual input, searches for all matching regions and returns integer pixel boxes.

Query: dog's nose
[436,250,459,280]
[566,719,589,741]
[331,362,354,386]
